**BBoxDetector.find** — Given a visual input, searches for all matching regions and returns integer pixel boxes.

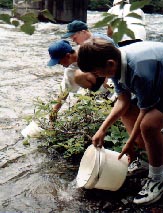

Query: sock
[148,164,163,182]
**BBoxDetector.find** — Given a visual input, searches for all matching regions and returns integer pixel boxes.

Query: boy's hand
[49,110,57,122]
[92,128,106,148]
[49,103,62,122]
[118,142,134,163]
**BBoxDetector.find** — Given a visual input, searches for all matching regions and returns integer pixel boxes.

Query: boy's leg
[140,109,163,166]
[121,102,145,150]
[134,109,163,205]
[121,102,148,174]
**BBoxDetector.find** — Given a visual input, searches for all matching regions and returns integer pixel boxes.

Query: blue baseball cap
[61,20,88,39]
[47,40,73,66]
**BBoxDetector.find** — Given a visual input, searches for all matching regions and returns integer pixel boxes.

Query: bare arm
[107,25,113,38]
[49,90,69,121]
[92,92,131,147]
[118,109,146,159]
[74,69,96,89]
[53,91,69,111]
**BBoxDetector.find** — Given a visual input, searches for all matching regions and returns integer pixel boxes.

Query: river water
[0,11,163,212]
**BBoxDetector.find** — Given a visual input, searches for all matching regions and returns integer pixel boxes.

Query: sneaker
[133,178,163,205]
[127,157,148,176]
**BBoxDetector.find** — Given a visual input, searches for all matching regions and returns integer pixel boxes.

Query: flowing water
[0,10,163,212]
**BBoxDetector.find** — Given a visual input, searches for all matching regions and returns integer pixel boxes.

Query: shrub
[0,0,13,9]
[23,92,129,159]
[88,0,112,11]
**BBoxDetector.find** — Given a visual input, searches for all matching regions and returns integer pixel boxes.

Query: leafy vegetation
[94,0,150,43]
[150,0,163,13]
[0,0,162,36]
[0,0,12,9]
[88,0,112,11]
[0,0,55,35]
[88,0,163,14]
[23,92,129,159]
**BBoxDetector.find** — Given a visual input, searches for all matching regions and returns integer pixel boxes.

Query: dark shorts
[131,96,163,113]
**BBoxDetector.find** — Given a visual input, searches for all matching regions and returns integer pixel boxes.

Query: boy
[77,38,163,205]
[61,20,118,47]
[47,40,110,117]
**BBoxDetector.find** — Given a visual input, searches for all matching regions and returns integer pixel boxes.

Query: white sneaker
[133,178,163,205]
[127,157,148,176]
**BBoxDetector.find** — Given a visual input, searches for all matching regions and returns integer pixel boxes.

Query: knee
[140,118,157,135]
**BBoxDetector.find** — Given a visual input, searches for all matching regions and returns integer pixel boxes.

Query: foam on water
[57,179,80,202]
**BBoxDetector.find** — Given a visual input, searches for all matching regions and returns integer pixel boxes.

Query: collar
[119,49,127,84]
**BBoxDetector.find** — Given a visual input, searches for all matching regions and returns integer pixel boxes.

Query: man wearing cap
[61,20,118,47]
[107,0,146,45]
[47,40,110,119]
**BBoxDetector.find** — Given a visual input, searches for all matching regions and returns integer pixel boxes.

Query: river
[0,10,163,212]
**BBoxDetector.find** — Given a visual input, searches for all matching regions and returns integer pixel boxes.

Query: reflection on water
[0,10,163,212]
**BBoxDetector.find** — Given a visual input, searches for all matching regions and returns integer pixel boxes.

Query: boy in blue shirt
[77,38,163,205]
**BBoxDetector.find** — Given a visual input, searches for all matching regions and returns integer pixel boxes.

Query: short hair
[77,38,121,72]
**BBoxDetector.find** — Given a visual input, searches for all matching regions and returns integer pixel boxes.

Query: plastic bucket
[76,145,128,191]
[21,120,43,138]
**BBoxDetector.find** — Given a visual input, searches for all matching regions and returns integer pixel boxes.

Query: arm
[50,66,74,120]
[107,25,113,38]
[92,92,131,147]
[118,109,146,159]
[49,90,69,121]
[74,69,96,89]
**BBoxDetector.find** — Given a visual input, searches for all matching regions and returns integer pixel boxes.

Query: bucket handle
[86,147,105,188]
[96,147,105,180]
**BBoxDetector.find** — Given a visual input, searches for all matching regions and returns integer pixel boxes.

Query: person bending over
[47,40,110,120]
[77,38,163,205]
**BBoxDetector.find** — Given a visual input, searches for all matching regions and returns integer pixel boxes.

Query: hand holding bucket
[76,145,128,191]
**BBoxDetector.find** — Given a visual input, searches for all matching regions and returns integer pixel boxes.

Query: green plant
[94,0,150,43]
[0,0,55,35]
[23,92,129,159]
[0,0,13,8]
[151,0,163,13]
[88,0,112,11]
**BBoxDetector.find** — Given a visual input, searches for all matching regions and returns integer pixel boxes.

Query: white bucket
[21,120,43,138]
[76,145,128,191]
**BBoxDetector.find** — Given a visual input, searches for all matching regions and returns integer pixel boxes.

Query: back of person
[107,0,146,42]
[115,41,163,98]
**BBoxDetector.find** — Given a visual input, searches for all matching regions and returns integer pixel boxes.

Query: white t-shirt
[60,62,112,94]
[108,4,146,41]
[61,62,81,93]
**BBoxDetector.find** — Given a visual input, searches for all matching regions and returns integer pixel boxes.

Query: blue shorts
[131,96,163,113]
